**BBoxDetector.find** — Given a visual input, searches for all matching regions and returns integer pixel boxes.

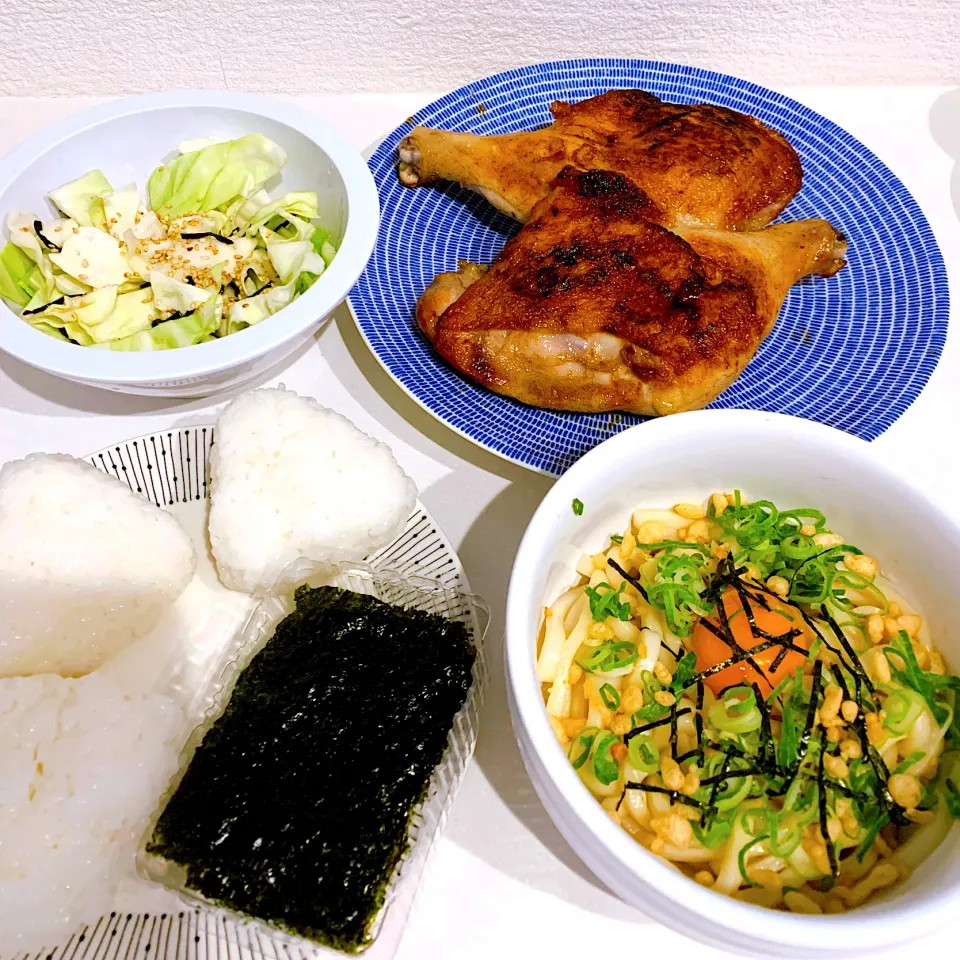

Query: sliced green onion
[592,731,621,785]
[627,733,660,773]
[766,672,794,704]
[725,685,757,717]
[568,726,599,770]
[769,819,804,857]
[572,498,584,516]
[891,751,926,776]
[578,640,638,674]
[741,806,772,837]
[856,812,888,862]
[585,581,631,622]
[780,534,819,561]
[604,641,639,671]
[738,834,768,886]
[709,689,762,734]
[883,688,927,735]
[692,816,733,850]
[775,509,826,537]
[599,683,621,711]
[715,771,755,811]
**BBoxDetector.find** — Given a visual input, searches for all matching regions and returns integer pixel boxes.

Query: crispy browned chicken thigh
[399,90,803,231]
[417,169,846,416]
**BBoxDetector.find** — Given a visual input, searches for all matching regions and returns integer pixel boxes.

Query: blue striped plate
[348,59,948,476]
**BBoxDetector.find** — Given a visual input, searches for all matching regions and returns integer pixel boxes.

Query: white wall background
[0,0,957,96]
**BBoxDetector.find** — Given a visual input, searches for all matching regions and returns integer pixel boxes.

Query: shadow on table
[439,481,649,922]
[332,303,544,482]
[929,87,960,221]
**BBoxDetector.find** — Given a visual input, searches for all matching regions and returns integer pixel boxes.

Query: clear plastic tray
[136,559,489,959]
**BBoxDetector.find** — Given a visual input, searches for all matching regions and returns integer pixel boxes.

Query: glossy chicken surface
[417,169,846,416]
[399,90,803,230]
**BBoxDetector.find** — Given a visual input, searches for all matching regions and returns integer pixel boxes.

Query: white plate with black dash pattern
[2,424,471,960]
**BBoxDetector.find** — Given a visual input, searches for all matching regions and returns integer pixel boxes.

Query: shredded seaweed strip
[705,754,731,828]
[146,586,476,953]
[688,635,787,686]
[829,664,905,824]
[798,660,824,763]
[625,782,704,810]
[669,701,680,760]
[730,575,804,647]
[753,680,776,771]
[819,603,878,697]
[699,766,766,786]
[817,741,840,882]
[694,681,705,760]
[624,707,691,744]
[22,296,65,316]
[34,220,59,250]
[607,557,648,602]
[181,230,234,244]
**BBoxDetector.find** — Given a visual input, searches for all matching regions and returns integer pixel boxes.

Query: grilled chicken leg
[417,169,846,416]
[399,90,803,231]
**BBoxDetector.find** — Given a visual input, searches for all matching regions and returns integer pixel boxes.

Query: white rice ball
[0,454,196,678]
[0,670,185,953]
[209,387,417,593]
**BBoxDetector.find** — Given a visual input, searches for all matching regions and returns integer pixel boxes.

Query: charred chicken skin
[399,89,803,231]
[417,169,846,416]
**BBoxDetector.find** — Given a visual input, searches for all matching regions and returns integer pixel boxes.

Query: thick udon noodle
[538,497,958,914]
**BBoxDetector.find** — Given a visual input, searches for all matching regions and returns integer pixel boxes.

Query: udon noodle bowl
[538,492,960,914]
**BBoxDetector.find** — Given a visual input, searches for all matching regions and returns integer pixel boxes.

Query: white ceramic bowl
[505,409,960,958]
[0,91,379,397]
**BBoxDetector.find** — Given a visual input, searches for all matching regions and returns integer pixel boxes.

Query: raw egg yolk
[691,587,810,697]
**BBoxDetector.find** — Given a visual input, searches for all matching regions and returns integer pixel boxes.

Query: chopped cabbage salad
[0,135,338,351]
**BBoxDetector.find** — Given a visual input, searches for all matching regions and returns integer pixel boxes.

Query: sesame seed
[81,259,89,268]
[77,274,87,280]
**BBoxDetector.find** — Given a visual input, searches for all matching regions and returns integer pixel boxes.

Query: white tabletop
[0,86,957,960]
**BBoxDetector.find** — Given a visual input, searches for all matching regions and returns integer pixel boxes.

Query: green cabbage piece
[310,225,338,267]
[95,295,221,351]
[0,243,42,306]
[295,271,319,296]
[243,191,319,236]
[49,226,130,288]
[31,321,71,341]
[150,271,213,314]
[54,269,92,297]
[226,281,295,333]
[264,238,325,285]
[28,286,157,344]
[148,135,287,218]
[89,184,141,238]
[4,215,64,310]
[27,286,118,345]
[48,170,113,226]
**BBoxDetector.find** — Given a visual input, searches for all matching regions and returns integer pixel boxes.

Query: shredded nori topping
[147,586,476,953]
[22,296,65,316]
[34,220,59,250]
[180,231,233,244]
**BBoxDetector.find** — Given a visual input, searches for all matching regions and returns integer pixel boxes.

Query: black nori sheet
[146,585,476,953]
